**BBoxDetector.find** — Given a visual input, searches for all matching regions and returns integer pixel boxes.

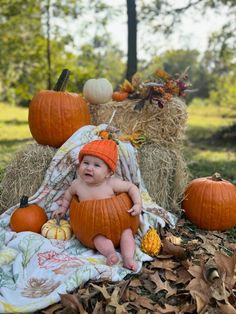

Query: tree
[126,0,137,81]
[0,0,125,104]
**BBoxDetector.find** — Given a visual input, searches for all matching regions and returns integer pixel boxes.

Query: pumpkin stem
[53,69,71,92]
[212,173,223,181]
[20,195,29,208]
[55,214,61,225]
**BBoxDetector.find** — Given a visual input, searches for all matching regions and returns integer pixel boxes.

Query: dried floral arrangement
[114,67,193,110]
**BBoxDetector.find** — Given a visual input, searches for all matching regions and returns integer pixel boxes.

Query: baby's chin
[83,174,94,181]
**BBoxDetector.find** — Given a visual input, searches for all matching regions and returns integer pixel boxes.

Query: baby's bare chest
[77,184,114,201]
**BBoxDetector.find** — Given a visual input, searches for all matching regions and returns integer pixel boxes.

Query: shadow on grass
[186,124,236,151]
[1,119,28,125]
[186,159,236,182]
[0,138,33,146]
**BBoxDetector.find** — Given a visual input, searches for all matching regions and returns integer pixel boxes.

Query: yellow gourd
[41,218,72,240]
[141,227,162,256]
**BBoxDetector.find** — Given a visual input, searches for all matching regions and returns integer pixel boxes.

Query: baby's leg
[120,228,138,272]
[93,234,119,266]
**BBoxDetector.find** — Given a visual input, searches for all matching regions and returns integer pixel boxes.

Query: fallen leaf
[203,260,220,283]
[164,269,177,281]
[154,303,182,313]
[165,233,182,245]
[186,278,211,304]
[196,234,218,255]
[41,303,63,314]
[149,272,167,292]
[217,301,236,314]
[90,283,110,301]
[151,259,179,270]
[187,264,203,279]
[129,278,141,287]
[107,286,128,314]
[59,293,87,313]
[136,295,155,311]
[162,238,187,258]
[175,267,192,284]
[92,301,103,314]
[214,251,236,289]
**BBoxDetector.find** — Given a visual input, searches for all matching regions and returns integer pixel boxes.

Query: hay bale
[0,143,56,212]
[138,143,189,211]
[0,130,188,214]
[89,97,187,146]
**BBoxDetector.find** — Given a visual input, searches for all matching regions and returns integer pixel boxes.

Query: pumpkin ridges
[83,78,113,105]
[29,91,90,147]
[70,193,139,249]
[29,78,91,147]
[199,179,211,228]
[218,182,235,230]
[41,218,72,240]
[183,174,236,230]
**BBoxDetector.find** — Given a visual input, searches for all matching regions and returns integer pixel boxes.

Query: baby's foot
[106,252,119,266]
[123,257,139,272]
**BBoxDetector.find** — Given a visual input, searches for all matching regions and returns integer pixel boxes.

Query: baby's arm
[52,179,79,218]
[110,178,142,216]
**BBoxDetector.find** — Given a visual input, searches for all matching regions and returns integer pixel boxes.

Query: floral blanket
[0,124,176,313]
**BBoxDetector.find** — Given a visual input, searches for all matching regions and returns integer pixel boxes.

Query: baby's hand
[52,207,67,219]
[128,204,142,216]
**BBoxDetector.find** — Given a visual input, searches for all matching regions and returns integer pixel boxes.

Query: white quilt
[0,124,176,313]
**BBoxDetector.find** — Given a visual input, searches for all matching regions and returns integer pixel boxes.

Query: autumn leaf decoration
[99,129,148,148]
[114,67,194,111]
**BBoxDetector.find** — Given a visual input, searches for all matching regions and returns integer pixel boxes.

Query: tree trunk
[126,0,137,81]
[46,0,52,90]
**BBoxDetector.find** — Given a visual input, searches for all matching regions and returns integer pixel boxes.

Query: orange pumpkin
[182,173,236,230]
[112,91,128,102]
[10,196,48,233]
[28,69,91,148]
[69,192,139,248]
[99,130,110,139]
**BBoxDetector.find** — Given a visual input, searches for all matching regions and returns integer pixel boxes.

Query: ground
[38,214,236,314]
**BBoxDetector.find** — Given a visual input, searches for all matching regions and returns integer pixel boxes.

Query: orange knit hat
[79,139,118,172]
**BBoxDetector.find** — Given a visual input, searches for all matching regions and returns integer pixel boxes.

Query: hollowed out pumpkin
[28,69,91,148]
[69,192,139,248]
[182,173,236,231]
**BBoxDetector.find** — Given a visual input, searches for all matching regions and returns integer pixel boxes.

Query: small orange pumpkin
[112,91,128,102]
[28,69,91,148]
[182,173,236,230]
[10,196,48,233]
[99,130,110,139]
[69,193,139,248]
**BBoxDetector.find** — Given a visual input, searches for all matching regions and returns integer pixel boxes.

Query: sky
[62,1,229,61]
[106,1,229,60]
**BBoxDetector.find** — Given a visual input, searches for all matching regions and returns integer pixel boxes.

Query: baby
[52,139,142,271]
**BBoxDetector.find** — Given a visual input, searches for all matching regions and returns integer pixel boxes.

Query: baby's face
[79,155,112,184]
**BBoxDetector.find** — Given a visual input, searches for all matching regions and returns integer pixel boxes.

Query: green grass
[0,101,235,184]
[184,102,236,183]
[0,103,33,178]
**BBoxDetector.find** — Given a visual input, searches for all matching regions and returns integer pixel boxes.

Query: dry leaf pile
[39,217,236,314]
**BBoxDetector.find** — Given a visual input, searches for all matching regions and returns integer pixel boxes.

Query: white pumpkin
[83,78,113,104]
